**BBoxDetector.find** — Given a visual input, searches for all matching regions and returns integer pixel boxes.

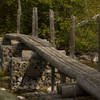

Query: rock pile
[0,41,70,93]
[10,57,29,89]
[1,45,15,71]
[10,51,63,92]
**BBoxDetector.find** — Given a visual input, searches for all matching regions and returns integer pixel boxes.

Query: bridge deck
[4,34,100,99]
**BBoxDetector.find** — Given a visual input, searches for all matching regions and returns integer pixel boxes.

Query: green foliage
[0,71,9,77]
[0,0,99,54]
[76,21,98,53]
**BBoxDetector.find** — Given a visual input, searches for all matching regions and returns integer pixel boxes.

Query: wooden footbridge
[3,33,100,100]
[1,2,100,99]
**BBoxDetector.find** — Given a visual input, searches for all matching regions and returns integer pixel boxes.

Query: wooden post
[51,66,55,92]
[60,73,66,84]
[98,17,100,71]
[50,9,56,91]
[49,9,56,47]
[32,8,35,36]
[70,15,75,58]
[32,7,38,37]
[17,0,21,34]
[35,7,38,37]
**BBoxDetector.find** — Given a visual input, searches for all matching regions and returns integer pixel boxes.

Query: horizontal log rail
[3,33,100,99]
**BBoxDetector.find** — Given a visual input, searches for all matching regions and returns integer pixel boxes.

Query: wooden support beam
[32,7,38,37]
[57,84,88,98]
[51,66,55,92]
[60,73,66,84]
[17,0,21,34]
[70,15,75,58]
[98,17,100,72]
[49,9,56,47]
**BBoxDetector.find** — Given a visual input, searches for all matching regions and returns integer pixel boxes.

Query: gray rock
[22,50,34,60]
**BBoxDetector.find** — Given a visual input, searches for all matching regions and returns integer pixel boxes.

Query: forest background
[0,0,100,54]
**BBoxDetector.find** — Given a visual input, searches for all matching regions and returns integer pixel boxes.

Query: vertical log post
[49,9,56,92]
[32,8,35,36]
[17,0,21,34]
[51,66,55,92]
[98,17,100,71]
[32,7,38,37]
[49,9,56,47]
[60,73,66,84]
[35,7,38,37]
[70,15,75,58]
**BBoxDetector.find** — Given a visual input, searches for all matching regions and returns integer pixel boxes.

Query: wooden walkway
[4,34,100,99]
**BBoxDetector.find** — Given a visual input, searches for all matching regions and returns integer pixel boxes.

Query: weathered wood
[32,8,35,36]
[70,15,75,58]
[98,17,100,72]
[57,84,88,98]
[32,7,38,37]
[60,73,66,84]
[51,66,55,91]
[77,74,100,100]
[4,34,100,99]
[50,9,56,47]
[35,7,38,37]
[17,0,21,34]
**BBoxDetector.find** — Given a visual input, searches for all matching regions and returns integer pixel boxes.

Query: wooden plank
[28,35,53,47]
